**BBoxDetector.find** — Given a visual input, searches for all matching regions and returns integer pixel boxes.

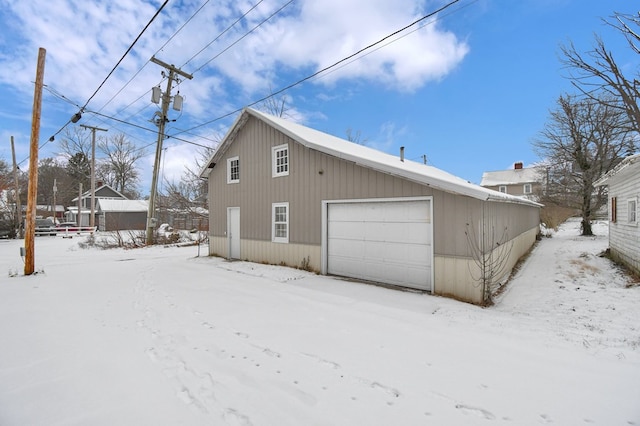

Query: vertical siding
[207,115,541,299]
[208,115,540,258]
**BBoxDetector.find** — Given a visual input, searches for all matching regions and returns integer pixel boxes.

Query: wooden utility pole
[80,124,107,230]
[25,47,46,275]
[77,183,82,226]
[146,56,192,245]
[10,136,23,238]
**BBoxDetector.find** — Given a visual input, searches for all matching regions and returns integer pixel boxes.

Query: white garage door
[327,199,432,291]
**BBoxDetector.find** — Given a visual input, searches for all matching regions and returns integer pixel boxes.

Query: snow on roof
[480,167,543,186]
[594,153,640,187]
[71,184,127,202]
[204,108,541,207]
[96,199,148,212]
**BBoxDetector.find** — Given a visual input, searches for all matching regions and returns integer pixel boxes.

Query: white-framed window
[629,198,637,224]
[523,183,532,194]
[499,185,507,194]
[272,144,289,177]
[272,202,289,243]
[227,156,239,184]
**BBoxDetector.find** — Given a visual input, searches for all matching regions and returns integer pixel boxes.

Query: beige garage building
[201,108,541,304]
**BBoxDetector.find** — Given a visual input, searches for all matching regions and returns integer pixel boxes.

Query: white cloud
[0,0,468,193]
[1,0,467,107]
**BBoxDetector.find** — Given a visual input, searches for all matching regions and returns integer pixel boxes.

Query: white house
[480,162,544,200]
[595,153,640,275]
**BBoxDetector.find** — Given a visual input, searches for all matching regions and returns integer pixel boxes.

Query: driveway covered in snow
[0,219,638,425]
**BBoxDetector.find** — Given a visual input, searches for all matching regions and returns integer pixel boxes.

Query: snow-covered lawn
[0,219,638,425]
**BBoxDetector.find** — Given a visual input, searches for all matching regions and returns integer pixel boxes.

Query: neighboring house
[96,199,148,231]
[67,184,128,227]
[36,204,65,222]
[595,153,640,276]
[200,108,541,305]
[480,163,544,200]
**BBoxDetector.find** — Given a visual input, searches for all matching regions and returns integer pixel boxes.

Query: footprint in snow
[371,381,400,398]
[455,404,495,420]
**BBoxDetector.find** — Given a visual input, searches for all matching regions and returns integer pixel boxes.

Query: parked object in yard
[35,218,57,236]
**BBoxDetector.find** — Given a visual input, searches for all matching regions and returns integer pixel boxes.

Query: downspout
[481,201,487,303]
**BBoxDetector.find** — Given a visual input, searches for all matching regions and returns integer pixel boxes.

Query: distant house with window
[481,163,544,201]
[200,108,541,305]
[595,153,640,276]
[66,184,128,226]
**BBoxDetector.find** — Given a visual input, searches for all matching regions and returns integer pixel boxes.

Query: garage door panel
[327,200,432,291]
[330,221,430,246]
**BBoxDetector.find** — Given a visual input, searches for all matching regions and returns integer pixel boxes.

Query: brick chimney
[514,162,523,170]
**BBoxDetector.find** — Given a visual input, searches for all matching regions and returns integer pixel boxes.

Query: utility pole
[146,56,192,245]
[77,183,82,226]
[52,178,57,223]
[25,47,46,276]
[80,124,108,230]
[10,136,23,238]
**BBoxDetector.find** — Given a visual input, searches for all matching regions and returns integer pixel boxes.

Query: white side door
[227,207,240,259]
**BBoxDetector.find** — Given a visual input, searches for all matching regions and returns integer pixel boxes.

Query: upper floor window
[629,198,637,224]
[499,185,507,194]
[272,144,289,177]
[227,157,239,184]
[523,183,532,194]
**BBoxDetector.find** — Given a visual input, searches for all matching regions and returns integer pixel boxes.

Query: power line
[177,0,463,135]
[93,0,212,116]
[191,0,295,74]
[79,0,169,112]
[182,0,265,70]
[86,110,215,149]
[311,0,477,84]
[39,1,169,147]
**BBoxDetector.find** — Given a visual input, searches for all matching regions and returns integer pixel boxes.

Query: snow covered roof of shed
[202,108,541,207]
[96,199,148,213]
[594,153,640,187]
[480,167,543,186]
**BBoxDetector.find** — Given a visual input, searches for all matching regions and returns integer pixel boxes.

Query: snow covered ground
[0,219,638,425]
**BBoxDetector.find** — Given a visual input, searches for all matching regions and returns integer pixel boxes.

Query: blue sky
[0,0,637,196]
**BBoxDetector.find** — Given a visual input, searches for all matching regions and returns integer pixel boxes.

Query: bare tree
[345,127,368,145]
[97,133,145,199]
[534,94,636,235]
[465,219,514,304]
[260,87,290,117]
[158,141,216,229]
[57,127,93,160]
[561,12,640,133]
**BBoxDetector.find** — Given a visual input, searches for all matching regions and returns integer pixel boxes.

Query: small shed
[200,108,541,304]
[595,153,640,275]
[96,199,148,231]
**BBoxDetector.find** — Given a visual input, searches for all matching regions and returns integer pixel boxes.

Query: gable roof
[201,108,541,207]
[72,184,128,202]
[96,199,148,213]
[480,167,543,186]
[594,153,640,187]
